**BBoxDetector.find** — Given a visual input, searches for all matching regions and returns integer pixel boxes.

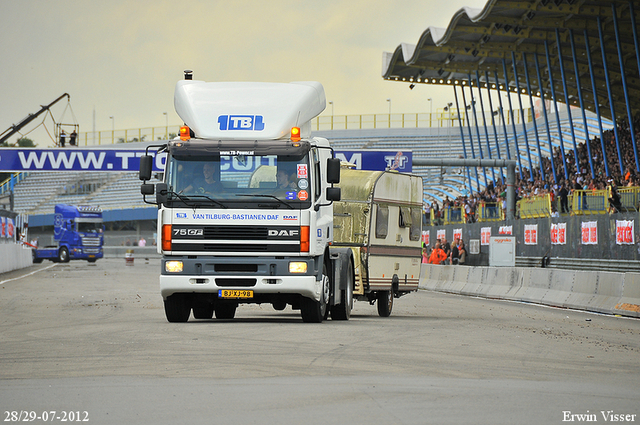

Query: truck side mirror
[327,158,340,184]
[141,183,155,195]
[326,187,341,201]
[139,155,153,181]
[156,183,168,204]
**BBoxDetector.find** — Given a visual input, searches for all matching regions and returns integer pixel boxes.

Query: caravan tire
[377,290,393,317]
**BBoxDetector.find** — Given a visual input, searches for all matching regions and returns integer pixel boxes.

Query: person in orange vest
[428,241,447,265]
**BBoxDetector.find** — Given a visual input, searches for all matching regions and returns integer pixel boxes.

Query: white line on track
[0,263,58,286]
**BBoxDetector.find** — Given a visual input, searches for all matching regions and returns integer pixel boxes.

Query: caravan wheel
[377,290,393,317]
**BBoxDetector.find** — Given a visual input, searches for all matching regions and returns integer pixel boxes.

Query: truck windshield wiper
[235,194,294,209]
[169,191,227,209]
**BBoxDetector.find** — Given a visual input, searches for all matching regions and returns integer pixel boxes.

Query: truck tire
[58,247,70,263]
[32,250,43,264]
[164,294,191,322]
[272,300,287,311]
[214,302,237,319]
[193,304,214,319]
[331,259,353,321]
[377,290,393,317]
[301,262,329,323]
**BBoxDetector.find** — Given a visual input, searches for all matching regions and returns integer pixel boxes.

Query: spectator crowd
[425,117,640,224]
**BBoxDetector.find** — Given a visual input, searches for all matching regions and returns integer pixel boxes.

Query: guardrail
[516,186,640,220]
[516,256,640,273]
[73,109,533,146]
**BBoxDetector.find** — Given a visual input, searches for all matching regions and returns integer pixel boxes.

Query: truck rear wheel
[272,300,287,311]
[164,294,191,322]
[193,304,214,319]
[301,263,329,323]
[331,259,353,321]
[214,302,237,319]
[58,247,70,263]
[32,250,43,264]
[377,290,393,317]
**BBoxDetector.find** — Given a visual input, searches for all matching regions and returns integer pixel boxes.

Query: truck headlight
[289,262,307,273]
[165,261,184,273]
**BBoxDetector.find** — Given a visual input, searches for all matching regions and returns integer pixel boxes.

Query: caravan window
[399,207,412,228]
[409,207,422,241]
[375,204,389,239]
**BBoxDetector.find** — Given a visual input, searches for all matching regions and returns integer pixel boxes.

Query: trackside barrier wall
[0,243,33,274]
[419,264,640,318]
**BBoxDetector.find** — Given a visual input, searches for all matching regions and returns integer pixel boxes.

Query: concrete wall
[419,264,640,318]
[103,246,160,259]
[0,243,33,274]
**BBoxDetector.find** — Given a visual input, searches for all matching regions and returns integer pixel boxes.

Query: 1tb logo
[218,115,265,131]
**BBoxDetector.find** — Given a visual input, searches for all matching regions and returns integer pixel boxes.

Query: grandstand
[1,106,612,235]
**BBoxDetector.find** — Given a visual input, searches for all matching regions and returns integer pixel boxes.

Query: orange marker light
[300,226,310,252]
[162,224,172,251]
[291,127,301,142]
[179,126,191,141]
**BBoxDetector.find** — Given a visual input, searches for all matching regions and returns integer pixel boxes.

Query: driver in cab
[276,168,297,190]
[183,162,223,195]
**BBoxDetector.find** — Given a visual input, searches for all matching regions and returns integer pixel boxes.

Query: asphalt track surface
[1,259,638,425]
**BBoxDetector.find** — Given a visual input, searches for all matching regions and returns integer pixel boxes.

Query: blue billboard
[0,148,411,173]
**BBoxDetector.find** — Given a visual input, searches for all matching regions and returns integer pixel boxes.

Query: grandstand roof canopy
[382,0,640,121]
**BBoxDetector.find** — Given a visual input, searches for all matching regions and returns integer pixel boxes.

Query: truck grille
[204,226,267,240]
[82,237,101,247]
[171,243,300,252]
[215,278,257,287]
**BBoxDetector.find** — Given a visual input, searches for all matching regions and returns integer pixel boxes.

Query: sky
[0,0,487,146]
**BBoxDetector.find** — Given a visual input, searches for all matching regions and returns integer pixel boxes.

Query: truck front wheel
[58,247,70,263]
[301,263,329,323]
[164,294,191,322]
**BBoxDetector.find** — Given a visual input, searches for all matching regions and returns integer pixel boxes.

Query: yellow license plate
[218,289,253,299]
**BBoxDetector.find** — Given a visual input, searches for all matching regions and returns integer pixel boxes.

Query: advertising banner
[422,230,430,246]
[524,224,538,245]
[581,221,598,245]
[481,227,491,245]
[616,220,634,245]
[550,222,567,245]
[0,149,167,172]
[0,149,411,173]
[436,229,446,242]
[6,217,14,238]
[334,150,412,172]
[498,225,512,235]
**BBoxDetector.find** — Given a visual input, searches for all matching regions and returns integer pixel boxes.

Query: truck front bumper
[159,256,323,301]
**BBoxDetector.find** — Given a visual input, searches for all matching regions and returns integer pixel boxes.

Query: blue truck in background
[32,204,104,263]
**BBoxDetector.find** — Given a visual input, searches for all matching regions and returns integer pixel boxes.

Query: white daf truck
[139,71,422,322]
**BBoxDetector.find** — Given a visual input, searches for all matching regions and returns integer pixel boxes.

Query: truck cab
[140,75,351,323]
[32,204,104,263]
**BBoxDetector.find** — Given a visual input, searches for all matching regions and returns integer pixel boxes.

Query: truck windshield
[77,222,102,233]
[165,153,312,208]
